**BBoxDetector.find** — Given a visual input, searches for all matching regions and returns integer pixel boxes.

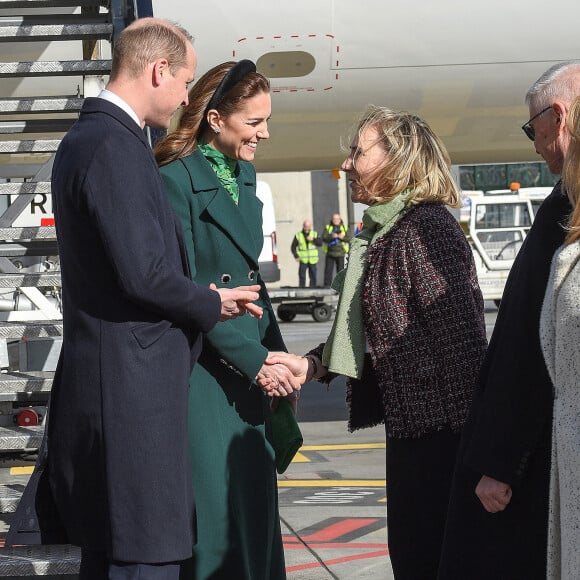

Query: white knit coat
[540,240,580,580]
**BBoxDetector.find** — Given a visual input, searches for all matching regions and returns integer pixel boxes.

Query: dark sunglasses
[521,106,552,141]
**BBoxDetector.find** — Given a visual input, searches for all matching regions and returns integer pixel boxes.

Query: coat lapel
[180,151,263,268]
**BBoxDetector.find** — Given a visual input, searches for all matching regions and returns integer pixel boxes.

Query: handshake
[256,352,322,399]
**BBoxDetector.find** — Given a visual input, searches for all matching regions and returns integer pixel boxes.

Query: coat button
[220,274,231,284]
[248,270,255,280]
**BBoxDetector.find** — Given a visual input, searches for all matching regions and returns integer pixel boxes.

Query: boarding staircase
[0,0,121,576]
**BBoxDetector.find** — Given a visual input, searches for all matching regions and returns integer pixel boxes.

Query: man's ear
[152,58,169,87]
[552,101,567,130]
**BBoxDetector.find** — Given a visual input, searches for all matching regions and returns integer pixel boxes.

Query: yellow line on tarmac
[278,479,385,487]
[10,466,34,475]
[299,443,385,451]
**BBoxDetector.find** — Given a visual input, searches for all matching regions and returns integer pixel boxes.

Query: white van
[255,181,280,283]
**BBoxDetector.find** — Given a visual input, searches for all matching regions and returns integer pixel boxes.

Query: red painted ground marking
[286,549,389,573]
[284,541,387,550]
[301,517,379,542]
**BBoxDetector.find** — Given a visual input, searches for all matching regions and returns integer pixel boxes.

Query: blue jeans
[298,261,317,287]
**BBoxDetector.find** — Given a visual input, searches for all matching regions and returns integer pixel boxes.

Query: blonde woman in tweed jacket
[540,95,580,580]
[263,107,488,579]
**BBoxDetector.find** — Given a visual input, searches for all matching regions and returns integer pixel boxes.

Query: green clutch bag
[272,398,303,474]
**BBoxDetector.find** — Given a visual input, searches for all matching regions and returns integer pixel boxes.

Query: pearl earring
[213,127,220,134]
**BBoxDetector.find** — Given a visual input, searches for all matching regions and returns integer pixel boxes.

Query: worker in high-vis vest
[323,213,351,286]
[291,220,322,287]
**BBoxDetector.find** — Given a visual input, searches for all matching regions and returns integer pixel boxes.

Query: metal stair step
[0,119,75,135]
[5,14,108,25]
[0,371,53,402]
[0,0,101,7]
[0,226,56,239]
[0,545,79,576]
[0,96,83,115]
[0,181,51,195]
[0,22,112,42]
[0,140,60,154]
[0,425,43,451]
[0,321,62,340]
[0,60,110,78]
[0,272,61,288]
[0,484,24,513]
[0,241,58,257]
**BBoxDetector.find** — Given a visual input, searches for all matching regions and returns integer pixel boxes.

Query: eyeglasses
[521,106,552,141]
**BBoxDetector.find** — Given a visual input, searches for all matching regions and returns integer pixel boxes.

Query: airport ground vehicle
[269,286,337,322]
[464,187,551,303]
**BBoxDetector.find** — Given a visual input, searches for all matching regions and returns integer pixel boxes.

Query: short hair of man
[563,96,580,244]
[353,106,460,208]
[525,60,580,110]
[109,17,193,82]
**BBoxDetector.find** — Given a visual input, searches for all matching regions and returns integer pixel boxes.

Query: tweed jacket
[540,240,580,580]
[361,203,487,438]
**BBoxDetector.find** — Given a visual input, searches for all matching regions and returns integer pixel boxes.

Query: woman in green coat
[155,61,297,579]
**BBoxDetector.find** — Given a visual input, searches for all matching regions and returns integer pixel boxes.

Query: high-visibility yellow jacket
[323,223,349,255]
[292,230,320,264]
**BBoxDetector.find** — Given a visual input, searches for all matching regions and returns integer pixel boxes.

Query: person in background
[6,19,263,580]
[539,94,580,580]
[291,219,322,287]
[265,107,487,579]
[155,60,297,580]
[438,60,580,580]
[322,212,350,285]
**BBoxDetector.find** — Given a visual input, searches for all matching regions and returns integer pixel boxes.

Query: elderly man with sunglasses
[438,61,580,580]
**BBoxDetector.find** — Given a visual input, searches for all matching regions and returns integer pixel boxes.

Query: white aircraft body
[149,0,580,172]
[1,0,579,175]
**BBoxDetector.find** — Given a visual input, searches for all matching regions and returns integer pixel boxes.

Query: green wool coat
[160,149,286,580]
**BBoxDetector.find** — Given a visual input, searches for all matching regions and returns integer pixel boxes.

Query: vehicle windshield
[474,202,532,229]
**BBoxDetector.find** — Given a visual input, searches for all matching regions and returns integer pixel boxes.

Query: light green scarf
[322,191,409,379]
[198,141,239,204]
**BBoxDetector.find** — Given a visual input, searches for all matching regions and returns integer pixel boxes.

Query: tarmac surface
[279,420,390,579]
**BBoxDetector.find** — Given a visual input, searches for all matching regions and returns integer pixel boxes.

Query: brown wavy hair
[155,61,270,167]
[563,95,580,244]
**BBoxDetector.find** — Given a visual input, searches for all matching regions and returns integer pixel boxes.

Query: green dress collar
[198,141,239,205]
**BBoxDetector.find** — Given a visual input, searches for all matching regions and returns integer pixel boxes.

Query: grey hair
[525,60,580,109]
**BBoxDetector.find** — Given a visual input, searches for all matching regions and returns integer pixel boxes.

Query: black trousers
[386,428,460,580]
[323,255,345,286]
[80,549,180,580]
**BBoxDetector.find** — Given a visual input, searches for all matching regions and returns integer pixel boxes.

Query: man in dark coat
[7,18,263,580]
[438,61,580,579]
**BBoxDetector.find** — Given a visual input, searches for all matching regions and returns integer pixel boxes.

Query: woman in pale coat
[540,94,580,580]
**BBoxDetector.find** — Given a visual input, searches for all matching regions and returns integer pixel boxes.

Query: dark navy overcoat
[8,98,221,564]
